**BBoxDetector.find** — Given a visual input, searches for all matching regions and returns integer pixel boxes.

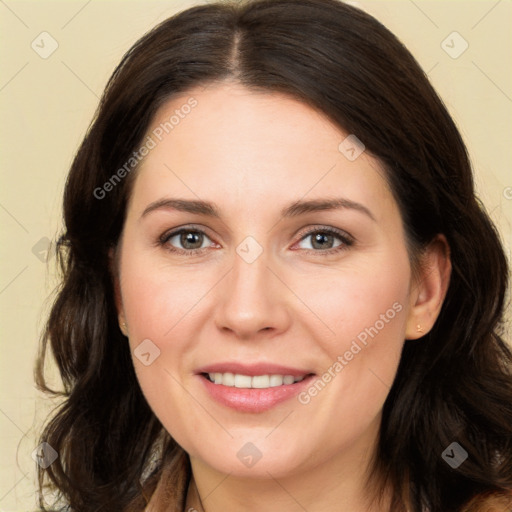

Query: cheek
[120,231,411,373]
[296,254,410,355]
[116,229,412,473]
[292,250,410,417]
[119,247,214,343]
[118,249,205,443]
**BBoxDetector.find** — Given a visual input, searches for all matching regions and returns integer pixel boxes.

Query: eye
[160,227,215,255]
[294,227,354,255]
[158,225,354,257]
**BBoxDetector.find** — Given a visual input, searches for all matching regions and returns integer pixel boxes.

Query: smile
[204,372,306,388]
[196,364,316,412]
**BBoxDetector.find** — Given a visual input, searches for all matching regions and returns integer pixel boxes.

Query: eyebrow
[141,197,376,222]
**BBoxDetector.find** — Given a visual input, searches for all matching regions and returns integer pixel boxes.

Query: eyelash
[158,225,354,257]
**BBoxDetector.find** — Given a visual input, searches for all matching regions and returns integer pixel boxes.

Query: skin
[113,82,451,511]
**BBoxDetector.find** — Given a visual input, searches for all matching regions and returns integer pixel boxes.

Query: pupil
[312,233,333,250]
[179,232,335,251]
[182,232,202,249]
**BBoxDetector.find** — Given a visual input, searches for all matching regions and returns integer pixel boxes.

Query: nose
[213,245,292,341]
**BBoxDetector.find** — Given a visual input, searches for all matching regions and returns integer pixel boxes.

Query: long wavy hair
[35,0,512,510]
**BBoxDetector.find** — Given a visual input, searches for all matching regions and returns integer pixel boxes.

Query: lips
[195,362,315,413]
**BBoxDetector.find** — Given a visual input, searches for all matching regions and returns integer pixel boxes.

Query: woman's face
[115,82,422,479]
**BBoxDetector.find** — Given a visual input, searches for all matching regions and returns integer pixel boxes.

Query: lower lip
[198,374,315,413]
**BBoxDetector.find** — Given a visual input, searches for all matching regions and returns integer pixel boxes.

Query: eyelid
[159,223,213,242]
[159,224,354,256]
[291,225,355,255]
[294,225,354,245]
[159,224,217,254]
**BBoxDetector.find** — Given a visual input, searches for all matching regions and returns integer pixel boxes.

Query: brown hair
[462,491,512,512]
[36,0,512,510]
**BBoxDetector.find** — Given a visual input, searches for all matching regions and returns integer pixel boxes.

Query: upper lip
[195,362,315,378]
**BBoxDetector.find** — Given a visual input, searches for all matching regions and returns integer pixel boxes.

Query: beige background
[1,0,510,510]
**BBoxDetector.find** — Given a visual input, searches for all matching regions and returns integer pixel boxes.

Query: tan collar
[145,446,191,512]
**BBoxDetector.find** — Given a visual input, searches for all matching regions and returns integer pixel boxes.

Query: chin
[188,435,316,479]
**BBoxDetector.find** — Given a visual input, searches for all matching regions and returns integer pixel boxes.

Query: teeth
[283,375,295,385]
[269,375,284,387]
[234,374,252,388]
[252,375,270,388]
[207,372,306,389]
[222,372,235,386]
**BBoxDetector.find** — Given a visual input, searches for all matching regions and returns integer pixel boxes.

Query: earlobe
[405,235,451,340]
[120,320,129,337]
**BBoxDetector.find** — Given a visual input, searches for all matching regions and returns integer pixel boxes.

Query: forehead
[146,82,342,165]
[130,82,394,221]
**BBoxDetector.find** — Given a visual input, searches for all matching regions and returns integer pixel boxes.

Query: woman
[35,0,512,510]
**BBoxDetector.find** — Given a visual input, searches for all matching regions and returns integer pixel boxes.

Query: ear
[405,235,451,340]
[109,246,129,336]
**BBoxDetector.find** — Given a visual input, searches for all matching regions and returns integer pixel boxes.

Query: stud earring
[416,324,424,334]
[121,321,128,336]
